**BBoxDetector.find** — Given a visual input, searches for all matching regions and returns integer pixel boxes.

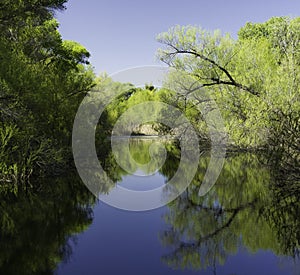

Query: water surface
[0,138,299,275]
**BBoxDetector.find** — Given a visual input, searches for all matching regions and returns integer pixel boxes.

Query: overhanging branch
[162,44,260,97]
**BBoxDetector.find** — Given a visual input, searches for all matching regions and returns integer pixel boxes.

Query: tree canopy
[157,17,299,154]
[0,0,95,191]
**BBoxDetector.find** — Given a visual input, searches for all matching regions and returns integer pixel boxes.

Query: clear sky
[56,0,300,75]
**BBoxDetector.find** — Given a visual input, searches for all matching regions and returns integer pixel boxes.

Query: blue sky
[56,0,300,75]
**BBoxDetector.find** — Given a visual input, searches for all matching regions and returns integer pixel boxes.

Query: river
[0,138,299,275]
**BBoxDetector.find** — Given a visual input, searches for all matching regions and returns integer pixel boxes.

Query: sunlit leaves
[157,17,300,152]
[0,0,95,189]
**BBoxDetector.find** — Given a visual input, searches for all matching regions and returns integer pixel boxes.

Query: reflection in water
[98,138,180,191]
[0,175,96,275]
[160,152,300,273]
[96,138,300,273]
[0,138,299,274]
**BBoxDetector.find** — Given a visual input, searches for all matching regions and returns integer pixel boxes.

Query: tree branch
[163,45,260,96]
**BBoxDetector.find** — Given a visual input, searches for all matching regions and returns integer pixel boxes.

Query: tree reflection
[0,138,181,274]
[1,139,298,274]
[0,175,96,275]
[264,156,300,257]
[160,153,300,271]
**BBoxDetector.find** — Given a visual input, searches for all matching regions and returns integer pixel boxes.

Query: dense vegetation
[0,1,298,197]
[0,0,95,192]
[93,16,299,179]
[157,17,299,153]
[0,2,298,274]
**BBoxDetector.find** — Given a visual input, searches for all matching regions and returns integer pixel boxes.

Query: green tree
[0,0,95,191]
[157,17,300,156]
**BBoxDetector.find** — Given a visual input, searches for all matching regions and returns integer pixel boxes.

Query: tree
[157,17,300,154]
[0,0,96,191]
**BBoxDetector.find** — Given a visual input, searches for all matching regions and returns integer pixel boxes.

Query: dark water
[0,138,299,275]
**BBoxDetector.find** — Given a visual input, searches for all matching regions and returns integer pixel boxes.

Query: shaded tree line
[0,0,95,192]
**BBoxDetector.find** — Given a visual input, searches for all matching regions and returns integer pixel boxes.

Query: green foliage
[93,78,172,138]
[157,17,300,155]
[0,0,67,30]
[155,20,300,266]
[0,0,95,192]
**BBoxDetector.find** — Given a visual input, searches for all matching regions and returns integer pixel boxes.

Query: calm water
[0,138,299,275]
